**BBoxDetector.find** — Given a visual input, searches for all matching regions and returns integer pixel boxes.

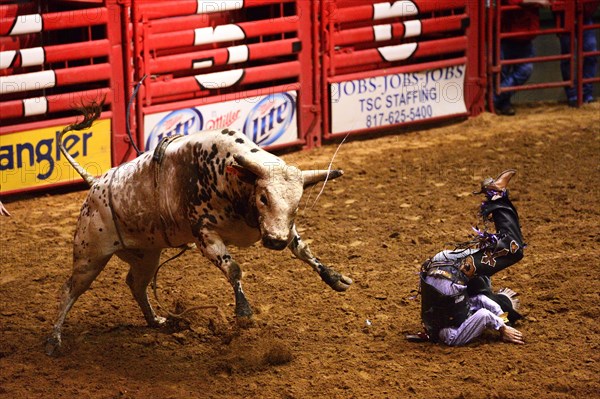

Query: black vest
[420,271,470,341]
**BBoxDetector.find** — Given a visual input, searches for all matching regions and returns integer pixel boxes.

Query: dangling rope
[126,75,148,157]
[151,244,220,319]
[303,133,350,213]
[311,133,349,209]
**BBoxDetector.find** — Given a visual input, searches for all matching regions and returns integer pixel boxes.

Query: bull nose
[262,236,288,251]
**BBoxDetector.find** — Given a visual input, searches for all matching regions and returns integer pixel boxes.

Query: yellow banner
[0,119,112,193]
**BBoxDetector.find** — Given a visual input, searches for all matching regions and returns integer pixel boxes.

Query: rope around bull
[150,244,223,319]
[124,76,221,320]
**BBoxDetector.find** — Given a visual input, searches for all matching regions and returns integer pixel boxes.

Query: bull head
[234,155,343,250]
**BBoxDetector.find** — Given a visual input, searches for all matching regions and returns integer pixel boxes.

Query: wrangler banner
[0,120,112,194]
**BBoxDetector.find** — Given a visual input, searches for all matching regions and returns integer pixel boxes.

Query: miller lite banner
[143,91,298,151]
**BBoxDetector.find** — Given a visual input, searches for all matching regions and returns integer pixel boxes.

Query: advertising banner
[330,65,467,134]
[143,91,298,151]
[0,119,112,194]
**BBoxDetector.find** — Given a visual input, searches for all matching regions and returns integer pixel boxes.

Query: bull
[46,105,352,355]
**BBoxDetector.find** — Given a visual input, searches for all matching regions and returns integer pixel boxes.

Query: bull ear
[233,154,265,178]
[302,169,344,189]
[226,164,258,184]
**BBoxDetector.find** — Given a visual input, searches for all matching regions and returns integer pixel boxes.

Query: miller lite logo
[146,108,203,151]
[243,93,295,146]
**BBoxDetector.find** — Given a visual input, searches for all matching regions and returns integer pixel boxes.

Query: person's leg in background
[494,40,535,115]
[559,32,577,105]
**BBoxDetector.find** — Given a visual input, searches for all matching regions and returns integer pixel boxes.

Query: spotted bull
[46,108,352,356]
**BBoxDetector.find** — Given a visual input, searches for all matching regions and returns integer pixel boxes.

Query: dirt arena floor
[1,102,599,399]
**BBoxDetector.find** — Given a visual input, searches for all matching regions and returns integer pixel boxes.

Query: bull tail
[58,98,105,187]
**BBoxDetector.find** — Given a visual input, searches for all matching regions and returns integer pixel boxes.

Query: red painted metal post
[0,8,108,35]
[105,0,129,165]
[310,0,323,149]
[1,40,110,68]
[0,2,37,18]
[334,15,467,46]
[147,18,298,51]
[465,0,485,116]
[486,0,495,113]
[296,0,319,149]
[332,0,467,23]
[149,62,301,98]
[333,37,467,69]
[129,0,145,158]
[138,0,293,20]
[149,39,301,74]
[0,88,112,119]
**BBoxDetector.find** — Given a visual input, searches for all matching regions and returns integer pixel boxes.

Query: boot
[473,169,516,200]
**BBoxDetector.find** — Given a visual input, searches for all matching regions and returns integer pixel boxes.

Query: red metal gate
[487,0,575,112]
[127,0,317,152]
[3,1,537,197]
[487,0,600,109]
[0,0,127,195]
[320,0,485,140]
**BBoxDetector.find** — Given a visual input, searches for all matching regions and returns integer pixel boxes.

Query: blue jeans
[494,40,535,108]
[560,17,598,102]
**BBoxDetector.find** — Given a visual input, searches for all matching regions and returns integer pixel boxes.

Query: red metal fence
[320,0,486,139]
[128,0,314,152]
[488,0,599,109]
[488,0,576,112]
[0,0,598,196]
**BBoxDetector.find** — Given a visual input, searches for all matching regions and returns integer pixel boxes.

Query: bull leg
[46,254,112,356]
[116,249,166,327]
[288,225,353,292]
[196,232,253,323]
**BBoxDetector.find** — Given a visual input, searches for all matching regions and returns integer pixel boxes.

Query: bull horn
[233,154,266,178]
[302,169,344,188]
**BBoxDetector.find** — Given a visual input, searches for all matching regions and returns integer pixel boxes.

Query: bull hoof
[45,336,62,357]
[236,315,255,329]
[235,300,254,328]
[148,316,167,328]
[320,268,353,292]
[235,302,253,318]
[331,274,353,292]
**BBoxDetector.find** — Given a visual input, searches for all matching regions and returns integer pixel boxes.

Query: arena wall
[0,0,597,195]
